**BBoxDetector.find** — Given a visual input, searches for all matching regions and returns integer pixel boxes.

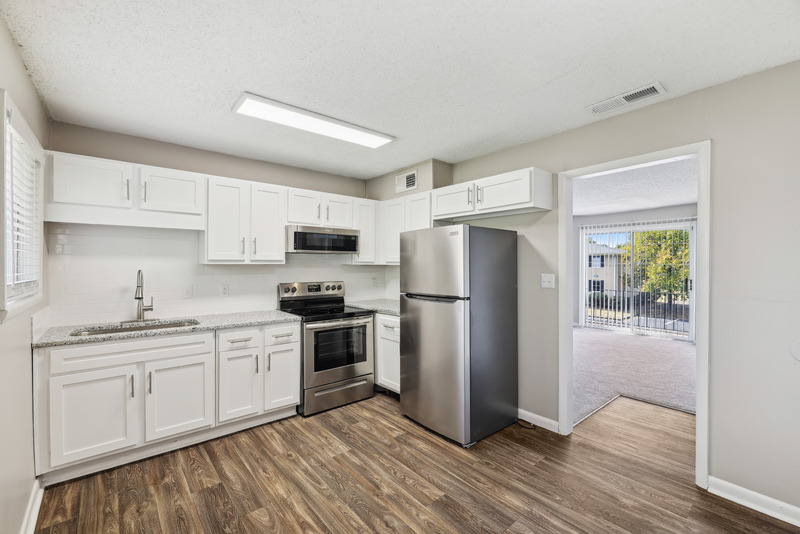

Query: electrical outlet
[540,273,556,289]
[219,284,230,296]
[371,277,377,288]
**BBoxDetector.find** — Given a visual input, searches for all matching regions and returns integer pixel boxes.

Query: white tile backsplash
[46,223,388,326]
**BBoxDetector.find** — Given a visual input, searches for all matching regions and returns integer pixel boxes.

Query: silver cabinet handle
[326,205,330,221]
[228,337,253,344]
[317,204,321,220]
[267,352,271,372]
[130,375,135,398]
[241,237,246,255]
[382,324,397,330]
[467,187,472,205]
[255,356,259,374]
[271,332,293,339]
[477,186,482,204]
[252,237,257,255]
[143,181,148,202]
[126,179,130,201]
[148,371,153,395]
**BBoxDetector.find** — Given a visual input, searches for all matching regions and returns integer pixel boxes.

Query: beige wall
[452,60,800,508]
[49,123,366,197]
[0,16,49,534]
[366,158,452,200]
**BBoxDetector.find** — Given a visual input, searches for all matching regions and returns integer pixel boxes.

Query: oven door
[303,316,374,389]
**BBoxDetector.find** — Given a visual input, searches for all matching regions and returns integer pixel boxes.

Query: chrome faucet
[134,269,154,321]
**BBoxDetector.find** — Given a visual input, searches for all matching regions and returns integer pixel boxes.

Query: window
[1,90,44,322]
[589,254,605,268]
[589,280,605,292]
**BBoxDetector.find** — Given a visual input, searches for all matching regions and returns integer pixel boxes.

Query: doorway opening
[557,141,711,488]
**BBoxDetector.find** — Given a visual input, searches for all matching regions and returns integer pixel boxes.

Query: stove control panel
[279,281,345,300]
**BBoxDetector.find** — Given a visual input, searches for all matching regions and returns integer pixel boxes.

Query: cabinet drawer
[265,324,301,347]
[217,328,262,351]
[49,333,215,374]
[377,315,400,341]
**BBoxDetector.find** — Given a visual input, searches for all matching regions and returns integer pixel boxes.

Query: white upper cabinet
[51,152,134,208]
[206,176,250,261]
[250,183,286,262]
[431,182,474,218]
[204,177,286,264]
[352,199,377,264]
[46,151,207,230]
[379,198,405,264]
[404,191,432,231]
[431,167,552,221]
[138,165,205,214]
[287,188,354,228]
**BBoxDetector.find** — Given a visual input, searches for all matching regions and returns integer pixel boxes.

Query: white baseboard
[19,479,43,534]
[517,408,559,433]
[708,476,800,528]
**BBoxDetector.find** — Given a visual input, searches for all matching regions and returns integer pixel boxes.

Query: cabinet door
[287,189,322,225]
[380,198,405,264]
[51,152,134,208]
[145,354,215,441]
[250,183,286,262]
[376,315,400,393]
[207,176,249,261]
[264,343,301,411]
[49,366,139,467]
[218,348,261,422]
[431,182,475,218]
[475,168,532,212]
[352,199,377,264]
[323,194,354,228]
[404,191,431,231]
[139,166,205,214]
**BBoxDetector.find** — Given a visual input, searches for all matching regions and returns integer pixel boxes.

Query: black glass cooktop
[281,304,373,322]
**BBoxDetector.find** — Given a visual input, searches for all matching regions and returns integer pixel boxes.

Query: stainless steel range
[278,281,374,415]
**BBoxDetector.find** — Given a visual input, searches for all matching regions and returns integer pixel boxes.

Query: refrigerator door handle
[404,294,460,303]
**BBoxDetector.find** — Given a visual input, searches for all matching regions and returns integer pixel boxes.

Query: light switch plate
[541,273,556,289]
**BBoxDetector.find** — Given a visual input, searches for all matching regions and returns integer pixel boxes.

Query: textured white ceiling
[1,1,799,179]
[573,156,698,216]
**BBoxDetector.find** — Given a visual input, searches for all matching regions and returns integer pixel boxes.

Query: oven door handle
[304,317,373,331]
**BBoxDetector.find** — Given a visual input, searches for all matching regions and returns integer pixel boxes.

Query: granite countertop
[349,298,400,316]
[33,310,300,348]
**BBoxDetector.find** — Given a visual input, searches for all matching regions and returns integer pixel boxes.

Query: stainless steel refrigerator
[400,224,518,447]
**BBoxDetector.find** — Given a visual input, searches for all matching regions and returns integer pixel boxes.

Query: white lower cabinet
[264,343,301,410]
[218,347,261,422]
[217,324,301,422]
[144,353,215,441]
[48,365,139,467]
[35,325,300,481]
[375,314,400,393]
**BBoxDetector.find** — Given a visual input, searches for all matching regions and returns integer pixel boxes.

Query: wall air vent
[395,169,418,193]
[586,82,667,114]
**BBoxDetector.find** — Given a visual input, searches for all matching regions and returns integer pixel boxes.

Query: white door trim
[557,140,711,489]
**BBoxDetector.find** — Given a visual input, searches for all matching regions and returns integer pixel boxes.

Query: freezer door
[400,225,468,298]
[400,293,469,444]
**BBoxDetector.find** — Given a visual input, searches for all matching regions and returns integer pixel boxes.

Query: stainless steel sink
[70,319,200,336]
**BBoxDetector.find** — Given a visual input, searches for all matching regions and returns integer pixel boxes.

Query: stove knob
[325,285,331,291]
[283,287,290,293]
[337,284,342,290]
[291,287,297,293]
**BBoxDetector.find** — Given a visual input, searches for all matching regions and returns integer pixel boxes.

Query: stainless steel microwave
[286,225,360,254]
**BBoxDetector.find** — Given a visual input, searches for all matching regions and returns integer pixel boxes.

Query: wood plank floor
[35,394,799,533]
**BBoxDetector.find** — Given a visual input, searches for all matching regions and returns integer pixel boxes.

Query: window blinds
[4,114,42,304]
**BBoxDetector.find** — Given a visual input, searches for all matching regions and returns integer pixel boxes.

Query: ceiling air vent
[395,169,418,193]
[586,82,667,114]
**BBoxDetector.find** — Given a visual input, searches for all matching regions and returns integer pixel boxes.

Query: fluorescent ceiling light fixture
[233,92,393,148]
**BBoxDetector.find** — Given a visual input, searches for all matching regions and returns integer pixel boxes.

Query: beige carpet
[573,326,696,424]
